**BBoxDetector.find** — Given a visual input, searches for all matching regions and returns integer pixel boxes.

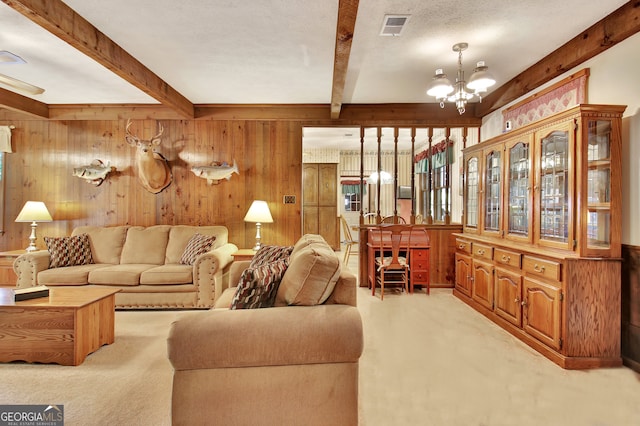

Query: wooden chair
[381,215,407,224]
[372,224,412,300]
[339,215,357,265]
[363,212,377,224]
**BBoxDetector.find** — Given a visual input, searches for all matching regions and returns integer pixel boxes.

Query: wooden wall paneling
[0,118,304,252]
[622,244,640,372]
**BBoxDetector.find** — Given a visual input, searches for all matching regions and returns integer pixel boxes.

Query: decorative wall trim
[502,68,589,130]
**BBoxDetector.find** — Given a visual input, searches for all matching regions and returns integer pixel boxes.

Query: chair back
[340,215,354,243]
[381,215,406,224]
[363,212,377,224]
[375,224,412,269]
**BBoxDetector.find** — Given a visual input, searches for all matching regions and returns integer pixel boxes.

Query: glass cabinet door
[484,149,501,234]
[465,155,480,232]
[537,127,572,247]
[586,119,612,249]
[506,139,532,241]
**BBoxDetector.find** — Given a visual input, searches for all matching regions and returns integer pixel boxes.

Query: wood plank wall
[621,244,640,372]
[0,119,302,251]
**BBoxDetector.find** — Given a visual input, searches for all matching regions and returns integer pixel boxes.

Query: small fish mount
[190,159,239,185]
[72,159,116,186]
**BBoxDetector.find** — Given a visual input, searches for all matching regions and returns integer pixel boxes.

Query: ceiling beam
[476,1,640,117]
[2,0,194,119]
[330,0,359,120]
[0,86,48,118]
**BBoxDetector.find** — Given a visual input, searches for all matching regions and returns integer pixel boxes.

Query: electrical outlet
[283,195,296,204]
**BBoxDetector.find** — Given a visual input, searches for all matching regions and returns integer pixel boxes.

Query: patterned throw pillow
[249,245,293,268]
[180,233,217,265]
[44,233,93,268]
[230,258,289,309]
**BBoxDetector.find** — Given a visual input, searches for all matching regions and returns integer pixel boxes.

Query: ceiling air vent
[380,15,410,36]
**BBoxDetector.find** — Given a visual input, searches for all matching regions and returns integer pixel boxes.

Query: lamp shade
[426,69,454,98]
[244,200,273,223]
[15,201,52,222]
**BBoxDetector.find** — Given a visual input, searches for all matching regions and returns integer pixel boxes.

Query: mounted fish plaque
[191,160,239,185]
[72,159,116,186]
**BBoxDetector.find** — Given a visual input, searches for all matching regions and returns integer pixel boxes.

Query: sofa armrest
[167,304,363,371]
[228,259,251,286]
[191,243,238,307]
[13,250,51,289]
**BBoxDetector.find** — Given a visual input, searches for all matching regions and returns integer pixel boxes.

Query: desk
[366,228,430,293]
[358,224,462,289]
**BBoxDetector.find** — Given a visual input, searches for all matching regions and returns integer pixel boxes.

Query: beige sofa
[13,225,238,309]
[167,235,363,426]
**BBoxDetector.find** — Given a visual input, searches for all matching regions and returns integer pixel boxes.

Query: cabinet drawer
[411,271,429,284]
[494,248,521,269]
[472,243,493,260]
[412,249,428,259]
[455,238,472,254]
[412,259,429,271]
[523,256,561,281]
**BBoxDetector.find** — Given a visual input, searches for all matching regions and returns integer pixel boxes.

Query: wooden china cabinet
[454,104,625,369]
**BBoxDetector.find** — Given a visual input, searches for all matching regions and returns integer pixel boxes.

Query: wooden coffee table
[0,286,120,366]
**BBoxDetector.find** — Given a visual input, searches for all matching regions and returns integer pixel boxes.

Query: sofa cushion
[44,234,93,268]
[289,233,326,256]
[38,264,108,286]
[140,264,193,285]
[180,233,217,265]
[88,264,157,286]
[275,238,340,306]
[165,225,229,264]
[230,259,289,309]
[249,245,293,267]
[72,226,128,264]
[120,226,170,265]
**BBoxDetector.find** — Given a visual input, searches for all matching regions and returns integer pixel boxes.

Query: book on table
[13,285,49,301]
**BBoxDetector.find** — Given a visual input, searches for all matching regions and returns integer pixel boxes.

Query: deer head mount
[125,119,172,194]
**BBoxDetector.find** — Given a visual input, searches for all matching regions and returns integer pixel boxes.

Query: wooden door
[302,163,339,250]
[471,259,494,310]
[495,267,522,327]
[523,277,562,350]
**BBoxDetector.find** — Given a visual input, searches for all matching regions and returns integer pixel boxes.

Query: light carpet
[0,289,639,426]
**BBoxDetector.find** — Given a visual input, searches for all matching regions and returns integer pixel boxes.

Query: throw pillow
[249,245,293,268]
[180,233,217,265]
[44,233,93,268]
[230,258,289,309]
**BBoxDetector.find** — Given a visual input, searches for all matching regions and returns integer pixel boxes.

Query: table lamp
[244,200,273,250]
[15,201,53,252]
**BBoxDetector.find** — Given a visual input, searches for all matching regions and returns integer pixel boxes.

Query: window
[344,193,361,212]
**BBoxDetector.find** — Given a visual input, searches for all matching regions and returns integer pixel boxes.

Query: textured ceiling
[0,0,628,105]
[0,0,631,149]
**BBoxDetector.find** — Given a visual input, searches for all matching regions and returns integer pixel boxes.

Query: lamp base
[253,222,263,251]
[25,221,39,252]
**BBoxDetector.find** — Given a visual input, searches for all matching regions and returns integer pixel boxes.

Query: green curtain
[341,184,366,195]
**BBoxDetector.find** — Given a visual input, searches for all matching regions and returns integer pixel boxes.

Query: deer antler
[152,123,164,140]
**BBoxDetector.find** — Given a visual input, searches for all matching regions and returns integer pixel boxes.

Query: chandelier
[426,42,496,115]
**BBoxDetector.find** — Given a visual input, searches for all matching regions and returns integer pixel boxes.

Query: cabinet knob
[501,255,510,262]
[458,244,465,249]
[533,264,546,273]
[514,297,520,304]
[477,249,485,255]
[521,300,527,307]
